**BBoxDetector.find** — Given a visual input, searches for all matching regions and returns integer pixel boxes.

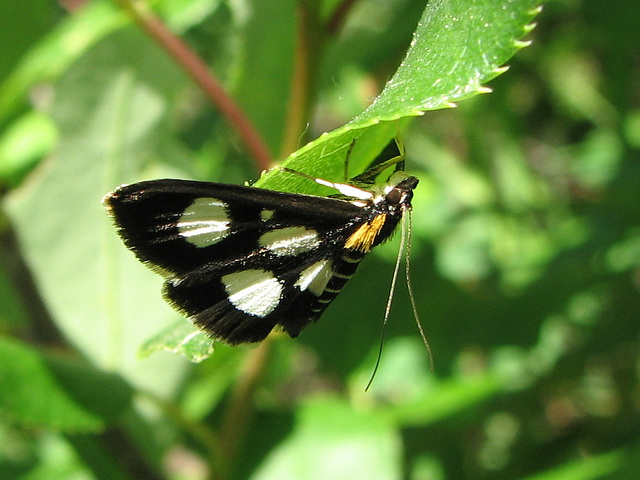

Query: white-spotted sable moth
[102,141,418,346]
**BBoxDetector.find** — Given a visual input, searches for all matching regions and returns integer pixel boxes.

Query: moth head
[374,172,419,207]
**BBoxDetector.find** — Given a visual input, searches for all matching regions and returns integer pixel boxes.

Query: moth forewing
[103,146,420,347]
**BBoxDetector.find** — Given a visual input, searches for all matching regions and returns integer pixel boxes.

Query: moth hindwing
[103,147,418,345]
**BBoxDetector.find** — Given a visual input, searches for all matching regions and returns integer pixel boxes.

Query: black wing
[104,179,368,344]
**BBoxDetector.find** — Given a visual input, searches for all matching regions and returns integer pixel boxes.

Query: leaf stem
[279,0,360,158]
[326,0,360,34]
[115,0,272,171]
[218,338,274,469]
[279,3,325,158]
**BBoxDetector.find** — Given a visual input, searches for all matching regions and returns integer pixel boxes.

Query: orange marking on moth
[344,214,386,253]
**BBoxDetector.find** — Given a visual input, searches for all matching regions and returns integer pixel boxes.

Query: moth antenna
[404,209,434,371]
[365,207,407,391]
[295,123,311,151]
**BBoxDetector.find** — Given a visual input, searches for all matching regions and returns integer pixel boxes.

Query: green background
[1,1,639,479]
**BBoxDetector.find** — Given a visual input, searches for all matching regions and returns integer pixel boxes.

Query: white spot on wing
[261,209,275,220]
[260,227,320,257]
[295,260,333,296]
[222,269,283,317]
[179,197,230,247]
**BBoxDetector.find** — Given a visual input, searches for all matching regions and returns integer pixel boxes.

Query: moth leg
[350,137,406,186]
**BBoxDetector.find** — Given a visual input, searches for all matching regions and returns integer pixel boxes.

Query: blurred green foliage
[1,1,639,480]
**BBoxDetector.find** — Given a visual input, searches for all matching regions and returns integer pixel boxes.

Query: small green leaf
[140,320,213,363]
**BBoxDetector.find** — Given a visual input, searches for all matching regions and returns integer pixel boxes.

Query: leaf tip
[524,22,538,35]
[514,39,533,49]
[529,5,544,16]
[493,65,510,76]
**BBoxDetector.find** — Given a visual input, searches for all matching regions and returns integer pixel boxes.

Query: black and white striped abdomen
[309,248,365,316]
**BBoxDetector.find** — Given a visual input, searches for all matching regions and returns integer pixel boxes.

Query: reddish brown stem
[116,0,272,171]
[327,0,361,34]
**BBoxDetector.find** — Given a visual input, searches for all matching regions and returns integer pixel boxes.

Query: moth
[103,141,419,346]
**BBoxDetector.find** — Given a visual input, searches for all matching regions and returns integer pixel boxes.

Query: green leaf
[350,338,502,425]
[0,111,58,187]
[256,0,541,192]
[0,0,226,124]
[3,28,191,394]
[520,449,622,480]
[0,0,56,82]
[251,397,401,480]
[352,0,540,123]
[0,336,132,432]
[0,1,127,123]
